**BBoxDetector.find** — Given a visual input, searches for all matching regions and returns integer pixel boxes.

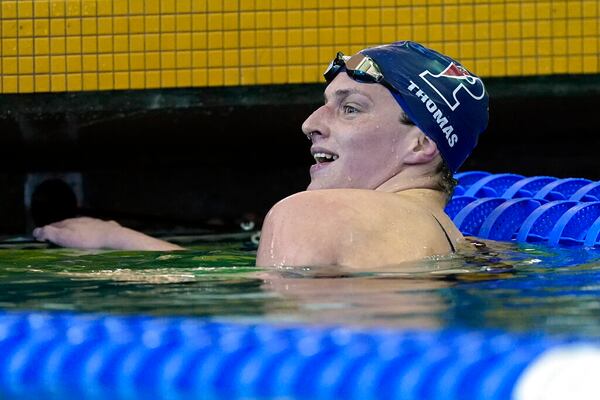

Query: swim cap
[359,41,489,173]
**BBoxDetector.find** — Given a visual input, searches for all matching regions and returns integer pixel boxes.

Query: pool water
[0,234,599,338]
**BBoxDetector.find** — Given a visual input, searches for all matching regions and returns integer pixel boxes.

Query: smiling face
[302,73,420,191]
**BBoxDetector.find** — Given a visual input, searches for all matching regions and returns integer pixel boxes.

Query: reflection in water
[261,273,451,328]
[258,237,519,328]
[0,238,599,337]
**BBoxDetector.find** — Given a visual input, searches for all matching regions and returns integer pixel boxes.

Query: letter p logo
[419,63,486,111]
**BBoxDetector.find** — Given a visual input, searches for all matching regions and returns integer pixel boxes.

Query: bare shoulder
[265,189,369,220]
[256,189,459,269]
[256,190,361,267]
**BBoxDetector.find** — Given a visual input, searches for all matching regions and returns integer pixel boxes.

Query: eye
[343,104,359,114]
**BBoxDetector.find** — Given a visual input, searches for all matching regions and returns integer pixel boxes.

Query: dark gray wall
[1,77,599,236]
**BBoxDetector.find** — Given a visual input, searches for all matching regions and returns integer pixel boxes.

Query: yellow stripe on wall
[0,0,598,93]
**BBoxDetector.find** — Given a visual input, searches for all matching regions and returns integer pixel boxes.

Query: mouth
[311,151,339,164]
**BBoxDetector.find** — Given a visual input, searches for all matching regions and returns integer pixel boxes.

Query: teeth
[313,152,339,162]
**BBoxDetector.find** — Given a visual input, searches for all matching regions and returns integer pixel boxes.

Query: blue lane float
[448,172,600,247]
[0,311,599,400]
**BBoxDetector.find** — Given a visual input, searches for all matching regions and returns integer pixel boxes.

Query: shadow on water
[0,236,599,337]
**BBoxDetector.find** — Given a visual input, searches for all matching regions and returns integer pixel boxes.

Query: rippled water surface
[1,234,600,337]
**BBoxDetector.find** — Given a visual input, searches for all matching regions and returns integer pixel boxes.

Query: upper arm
[256,191,354,267]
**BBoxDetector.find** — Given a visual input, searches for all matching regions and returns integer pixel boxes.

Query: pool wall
[0,0,598,94]
[0,82,597,237]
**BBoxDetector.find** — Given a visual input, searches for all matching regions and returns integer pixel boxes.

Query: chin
[307,178,356,191]
[306,181,322,191]
[307,178,332,191]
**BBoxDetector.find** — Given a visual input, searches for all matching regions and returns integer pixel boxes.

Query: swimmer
[33,41,489,268]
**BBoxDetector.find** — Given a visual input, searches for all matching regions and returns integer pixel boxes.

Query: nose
[301,105,330,140]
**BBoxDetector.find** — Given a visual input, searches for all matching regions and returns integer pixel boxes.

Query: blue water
[0,234,599,337]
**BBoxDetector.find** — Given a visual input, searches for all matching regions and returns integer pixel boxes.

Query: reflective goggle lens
[323,52,384,84]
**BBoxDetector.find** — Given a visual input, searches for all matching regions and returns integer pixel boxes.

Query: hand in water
[33,217,125,249]
[33,217,184,251]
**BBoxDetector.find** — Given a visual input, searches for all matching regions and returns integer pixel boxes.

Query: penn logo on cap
[419,62,486,111]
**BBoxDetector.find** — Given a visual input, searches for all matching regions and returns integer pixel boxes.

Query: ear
[403,132,440,165]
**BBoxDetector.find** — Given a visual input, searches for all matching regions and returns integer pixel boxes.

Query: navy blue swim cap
[358,41,489,173]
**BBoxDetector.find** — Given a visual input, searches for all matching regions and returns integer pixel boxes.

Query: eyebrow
[323,88,374,104]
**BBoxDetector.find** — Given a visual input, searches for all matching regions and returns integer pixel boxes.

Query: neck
[375,164,440,192]
[374,166,447,208]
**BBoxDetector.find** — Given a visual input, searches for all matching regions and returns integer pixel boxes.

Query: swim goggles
[323,51,384,84]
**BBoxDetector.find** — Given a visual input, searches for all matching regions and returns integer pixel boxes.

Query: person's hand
[33,217,126,249]
[33,217,184,251]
